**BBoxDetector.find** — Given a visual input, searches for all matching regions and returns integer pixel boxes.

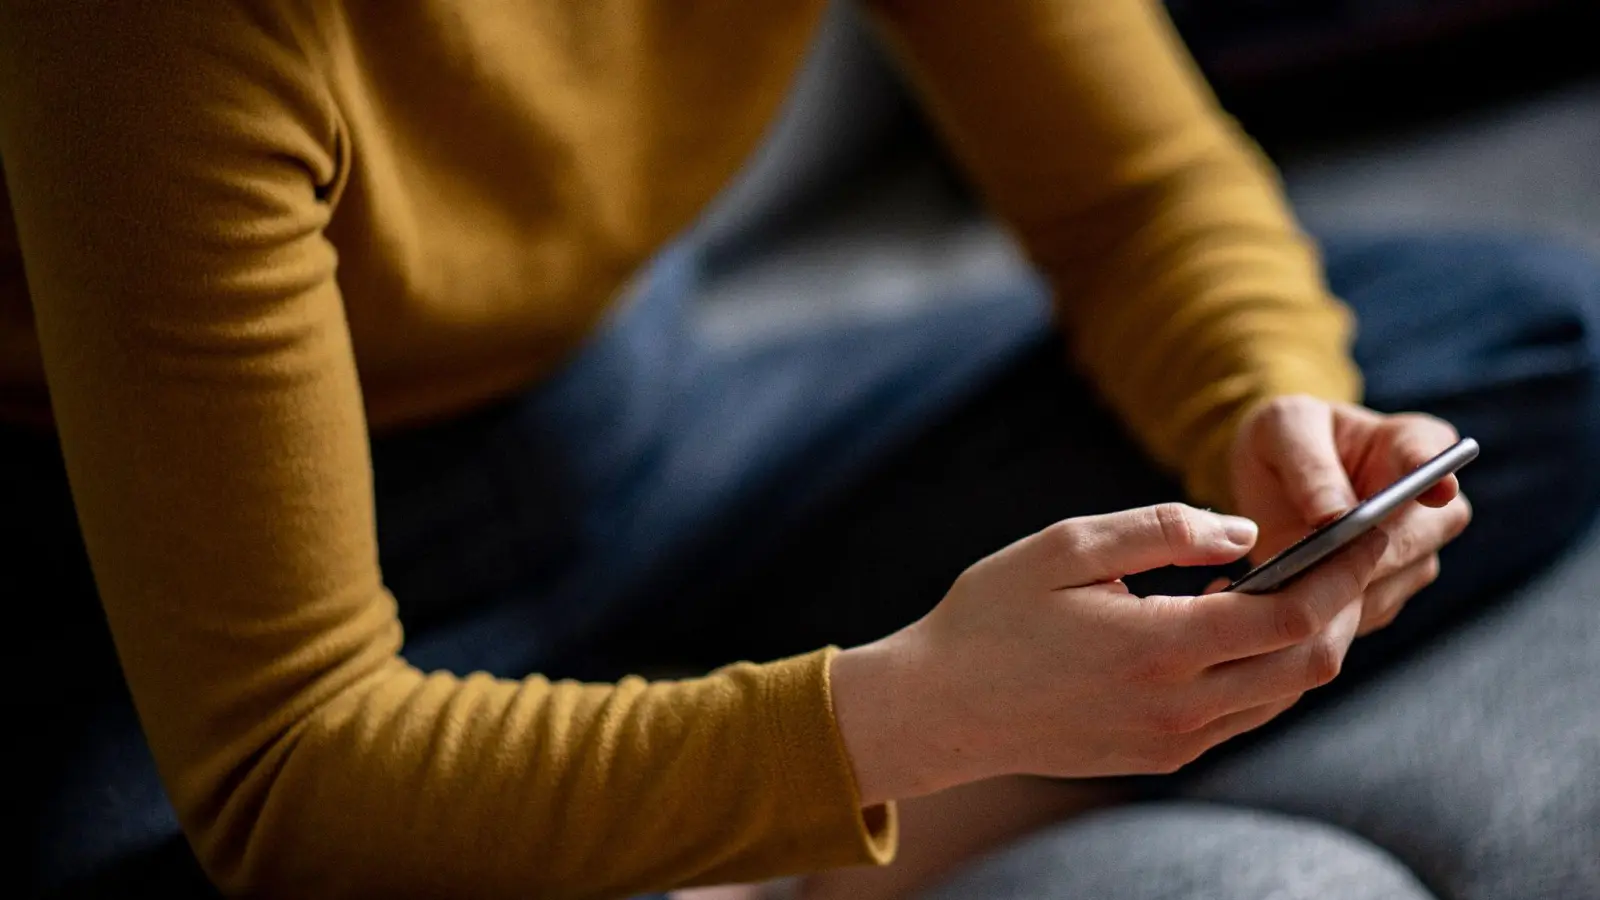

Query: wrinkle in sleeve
[869,0,1361,508]
[0,5,889,897]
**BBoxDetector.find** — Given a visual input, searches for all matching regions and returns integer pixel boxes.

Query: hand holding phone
[1227,438,1479,594]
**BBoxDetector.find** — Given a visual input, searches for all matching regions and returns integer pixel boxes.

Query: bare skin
[679,398,1470,900]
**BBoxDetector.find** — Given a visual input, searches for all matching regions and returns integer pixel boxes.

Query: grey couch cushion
[1186,522,1600,899]
[924,802,1435,900]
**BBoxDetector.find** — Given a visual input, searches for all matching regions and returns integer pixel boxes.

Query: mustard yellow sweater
[0,1,1359,897]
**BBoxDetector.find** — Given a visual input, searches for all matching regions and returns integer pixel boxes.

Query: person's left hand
[1228,395,1473,635]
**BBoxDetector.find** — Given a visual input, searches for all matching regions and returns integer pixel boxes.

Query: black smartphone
[1226,437,1479,595]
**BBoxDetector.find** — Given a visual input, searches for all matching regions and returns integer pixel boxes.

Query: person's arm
[0,6,890,897]
[867,0,1361,509]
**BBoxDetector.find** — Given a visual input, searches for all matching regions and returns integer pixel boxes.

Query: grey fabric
[913,527,1600,900]
[1283,77,1600,257]
[1185,523,1600,900]
[920,803,1436,900]
[678,13,1600,899]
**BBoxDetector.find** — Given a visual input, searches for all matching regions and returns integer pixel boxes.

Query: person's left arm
[868,0,1469,631]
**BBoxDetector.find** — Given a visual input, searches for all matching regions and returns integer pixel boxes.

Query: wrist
[829,628,990,805]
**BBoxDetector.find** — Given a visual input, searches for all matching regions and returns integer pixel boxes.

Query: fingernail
[1312,490,1353,522]
[1221,515,1258,547]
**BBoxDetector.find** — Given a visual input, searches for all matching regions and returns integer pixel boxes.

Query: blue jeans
[8,233,1600,897]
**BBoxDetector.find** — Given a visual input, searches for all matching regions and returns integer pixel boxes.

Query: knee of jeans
[1344,236,1600,574]
[1353,233,1600,406]
[1509,237,1600,476]
[1338,231,1600,306]
[1481,232,1600,326]
[1453,234,1600,351]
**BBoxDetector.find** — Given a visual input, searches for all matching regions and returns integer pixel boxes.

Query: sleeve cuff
[760,648,898,868]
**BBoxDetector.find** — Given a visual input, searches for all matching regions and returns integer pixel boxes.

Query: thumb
[1032,503,1258,588]
[1261,400,1358,525]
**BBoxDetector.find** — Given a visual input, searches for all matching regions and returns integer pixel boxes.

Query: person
[2,2,1596,899]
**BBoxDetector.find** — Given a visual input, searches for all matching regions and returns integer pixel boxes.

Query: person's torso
[0,0,829,428]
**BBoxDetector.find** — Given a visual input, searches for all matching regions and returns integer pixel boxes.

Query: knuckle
[1384,523,1415,564]
[1130,751,1184,776]
[1273,601,1319,643]
[1419,554,1442,586]
[948,568,975,599]
[1392,414,1458,453]
[1254,395,1307,432]
[1136,743,1201,775]
[1448,497,1473,537]
[1305,636,1345,687]
[1369,593,1401,625]
[1168,737,1214,771]
[1271,394,1314,417]
[1152,503,1199,552]
[1365,593,1403,631]
[1334,539,1384,597]
[1125,649,1185,686]
[1145,701,1210,736]
[951,562,991,596]
[1255,397,1287,426]
[1410,413,1459,442]
[1044,519,1089,558]
[1362,529,1392,571]
[1331,571,1365,612]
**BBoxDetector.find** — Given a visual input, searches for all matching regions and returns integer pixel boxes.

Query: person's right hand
[831,503,1388,805]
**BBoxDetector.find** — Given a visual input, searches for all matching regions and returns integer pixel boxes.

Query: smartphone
[1226,437,1479,594]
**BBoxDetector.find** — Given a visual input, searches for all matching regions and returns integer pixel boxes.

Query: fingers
[1202,598,1363,709]
[1420,474,1461,508]
[1251,396,1358,524]
[1178,528,1388,662]
[1190,692,1303,753]
[1383,414,1462,507]
[1127,694,1304,774]
[1169,494,1466,675]
[1371,493,1472,582]
[1358,554,1441,636]
[1134,600,1359,762]
[1125,599,1363,772]
[1030,503,1258,588]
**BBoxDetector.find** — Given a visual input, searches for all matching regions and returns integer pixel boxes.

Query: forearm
[211,651,891,898]
[1041,136,1362,509]
[868,0,1361,508]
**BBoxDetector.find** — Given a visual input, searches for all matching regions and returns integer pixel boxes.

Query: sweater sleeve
[0,5,890,897]
[869,0,1362,508]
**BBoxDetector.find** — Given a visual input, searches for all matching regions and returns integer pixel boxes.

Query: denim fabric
[7,232,1598,898]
